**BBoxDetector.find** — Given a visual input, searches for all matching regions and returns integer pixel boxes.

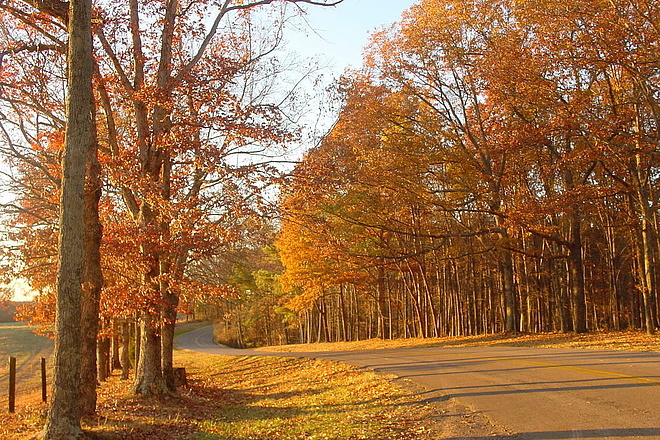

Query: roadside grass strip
[1,352,435,440]
[176,354,432,440]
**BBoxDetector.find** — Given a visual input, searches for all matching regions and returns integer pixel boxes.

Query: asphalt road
[177,326,660,439]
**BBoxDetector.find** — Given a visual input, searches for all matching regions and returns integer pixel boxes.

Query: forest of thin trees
[276,0,660,342]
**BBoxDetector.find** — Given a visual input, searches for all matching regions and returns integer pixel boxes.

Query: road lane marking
[501,357,660,385]
[397,350,660,385]
[417,352,660,386]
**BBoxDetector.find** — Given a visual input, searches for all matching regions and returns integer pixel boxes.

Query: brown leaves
[87,377,224,440]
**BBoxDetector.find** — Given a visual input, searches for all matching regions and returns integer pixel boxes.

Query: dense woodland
[0,0,659,435]
[276,0,660,342]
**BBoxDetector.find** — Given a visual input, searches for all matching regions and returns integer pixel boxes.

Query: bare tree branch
[175,0,343,83]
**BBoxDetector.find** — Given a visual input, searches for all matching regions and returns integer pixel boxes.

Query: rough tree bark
[79,93,103,416]
[42,0,94,437]
[568,210,588,333]
[133,312,168,395]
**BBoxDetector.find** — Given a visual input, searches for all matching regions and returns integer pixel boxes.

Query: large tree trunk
[128,0,179,394]
[79,103,103,416]
[161,256,178,392]
[133,201,170,395]
[79,282,99,416]
[43,0,93,437]
[133,312,168,396]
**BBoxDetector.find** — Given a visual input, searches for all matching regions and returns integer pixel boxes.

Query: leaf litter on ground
[2,329,660,439]
[1,352,435,440]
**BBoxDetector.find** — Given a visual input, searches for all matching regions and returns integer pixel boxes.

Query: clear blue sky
[290,0,417,74]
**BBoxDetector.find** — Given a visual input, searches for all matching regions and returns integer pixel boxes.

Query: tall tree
[42,0,94,437]
[2,0,346,400]
[91,0,343,395]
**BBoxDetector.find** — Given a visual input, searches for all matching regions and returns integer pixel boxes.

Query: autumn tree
[279,0,660,340]
[476,0,660,333]
[1,0,345,403]
[0,0,104,419]
[40,0,95,437]
[91,0,345,395]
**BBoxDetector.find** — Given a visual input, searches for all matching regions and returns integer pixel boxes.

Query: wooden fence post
[8,356,16,413]
[41,357,47,403]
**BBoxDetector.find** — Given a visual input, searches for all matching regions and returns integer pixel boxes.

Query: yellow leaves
[167,354,433,440]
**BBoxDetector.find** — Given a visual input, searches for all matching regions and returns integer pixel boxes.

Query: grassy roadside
[255,330,660,354]
[3,354,435,440]
[3,325,659,439]
[1,323,436,440]
[171,353,433,440]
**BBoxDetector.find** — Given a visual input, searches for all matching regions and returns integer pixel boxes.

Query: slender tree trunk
[634,221,657,334]
[112,332,122,371]
[43,0,93,437]
[134,317,141,370]
[376,264,390,339]
[636,180,658,334]
[499,245,519,332]
[569,211,588,333]
[97,337,110,383]
[494,207,519,333]
[555,250,573,332]
[631,105,658,334]
[603,220,622,331]
[120,321,131,380]
[338,285,348,341]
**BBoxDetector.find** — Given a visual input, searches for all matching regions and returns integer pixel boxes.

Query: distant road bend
[178,326,660,440]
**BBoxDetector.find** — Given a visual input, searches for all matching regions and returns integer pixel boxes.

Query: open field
[0,323,52,410]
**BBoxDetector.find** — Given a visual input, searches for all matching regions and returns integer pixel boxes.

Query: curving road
[177,326,660,439]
